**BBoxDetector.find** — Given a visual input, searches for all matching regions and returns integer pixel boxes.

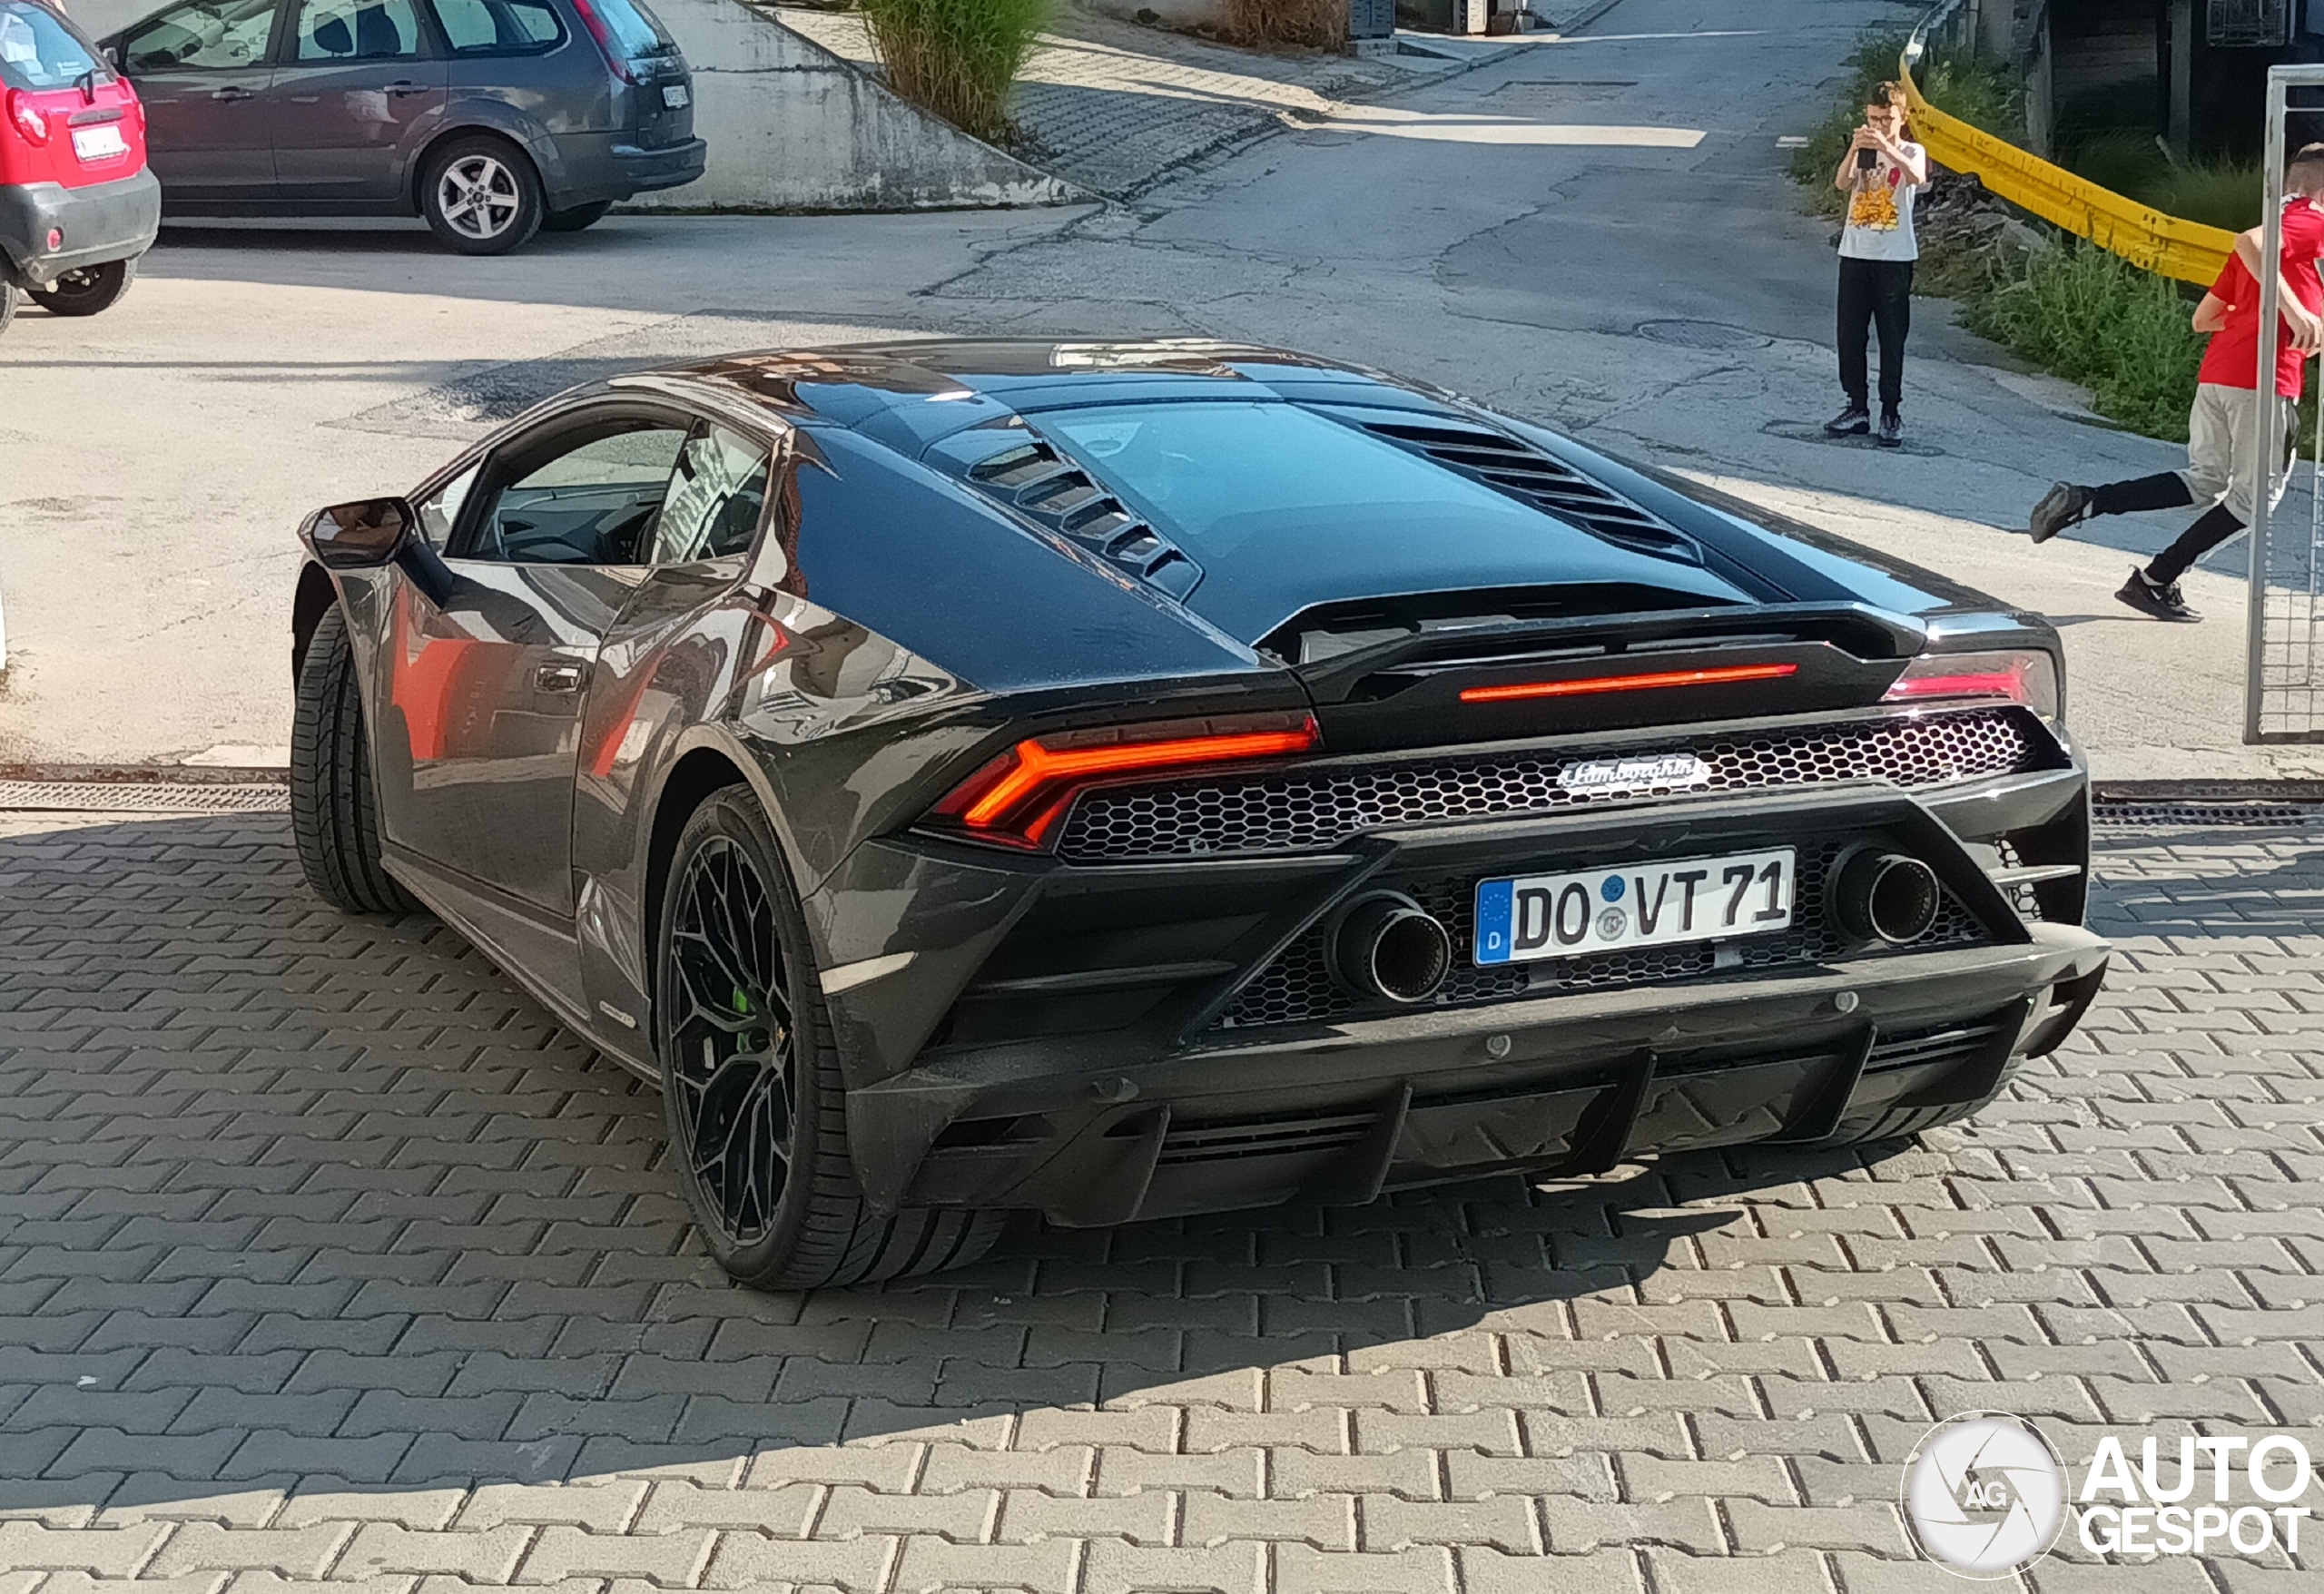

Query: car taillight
[929,712,1322,850]
[1459,663,1797,704]
[1882,650,2060,719]
[7,92,50,145]
[566,0,641,84]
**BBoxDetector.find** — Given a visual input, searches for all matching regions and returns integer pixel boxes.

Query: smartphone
[1856,146,1879,172]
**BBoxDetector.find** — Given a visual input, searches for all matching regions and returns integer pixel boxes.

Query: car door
[569,420,777,1045]
[118,0,281,198]
[372,406,691,964]
[264,0,446,201]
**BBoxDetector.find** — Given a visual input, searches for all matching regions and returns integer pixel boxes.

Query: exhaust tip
[1835,849,1941,945]
[1330,893,1452,1005]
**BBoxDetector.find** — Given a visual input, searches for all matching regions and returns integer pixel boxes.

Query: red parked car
[0,0,161,332]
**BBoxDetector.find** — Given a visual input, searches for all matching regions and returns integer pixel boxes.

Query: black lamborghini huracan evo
[289,339,2107,1289]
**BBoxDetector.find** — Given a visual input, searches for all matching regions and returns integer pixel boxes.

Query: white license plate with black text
[662,84,689,108]
[1473,847,1796,965]
[72,125,129,162]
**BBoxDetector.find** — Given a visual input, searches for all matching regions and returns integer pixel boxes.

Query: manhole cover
[1634,320,1773,350]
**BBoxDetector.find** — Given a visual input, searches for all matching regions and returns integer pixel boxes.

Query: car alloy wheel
[436,153,524,244]
[664,831,794,1245]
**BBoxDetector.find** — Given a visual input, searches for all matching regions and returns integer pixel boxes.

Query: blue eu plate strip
[1473,878,1514,966]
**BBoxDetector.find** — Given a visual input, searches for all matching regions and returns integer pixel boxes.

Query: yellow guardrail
[1897,46,2236,288]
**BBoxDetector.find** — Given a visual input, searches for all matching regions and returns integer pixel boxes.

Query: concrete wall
[634,0,1078,211]
[63,0,1079,213]
[1084,0,1226,32]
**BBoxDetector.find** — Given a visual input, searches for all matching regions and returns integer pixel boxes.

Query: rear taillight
[1459,663,1797,704]
[7,92,50,145]
[930,713,1322,850]
[566,0,640,84]
[1882,650,2060,719]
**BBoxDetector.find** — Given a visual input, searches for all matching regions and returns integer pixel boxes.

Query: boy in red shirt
[2025,145,2324,621]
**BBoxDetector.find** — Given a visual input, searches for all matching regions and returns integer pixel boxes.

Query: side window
[427,0,560,52]
[124,0,279,71]
[291,0,420,60]
[646,425,770,565]
[458,422,687,565]
[413,463,478,548]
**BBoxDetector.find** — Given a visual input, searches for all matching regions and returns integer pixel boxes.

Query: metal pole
[2245,71,2291,743]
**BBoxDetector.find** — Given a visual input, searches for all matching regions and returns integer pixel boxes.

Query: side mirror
[302,497,414,568]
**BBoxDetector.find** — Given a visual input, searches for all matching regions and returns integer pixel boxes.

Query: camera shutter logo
[1900,1412,2069,1578]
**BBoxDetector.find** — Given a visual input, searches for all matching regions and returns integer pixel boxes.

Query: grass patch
[2063,129,2262,231]
[1956,242,2205,440]
[1223,0,1344,48]
[861,0,1052,145]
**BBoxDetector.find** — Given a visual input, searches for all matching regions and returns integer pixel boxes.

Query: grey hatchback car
[101,0,704,252]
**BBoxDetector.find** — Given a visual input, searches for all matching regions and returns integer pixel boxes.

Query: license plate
[72,124,129,162]
[1473,847,1796,965]
[662,84,689,108]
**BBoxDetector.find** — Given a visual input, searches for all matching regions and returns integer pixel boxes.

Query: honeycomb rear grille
[1215,841,1986,1030]
[1058,709,2045,862]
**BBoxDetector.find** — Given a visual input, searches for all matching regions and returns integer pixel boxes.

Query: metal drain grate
[0,781,290,813]
[2093,802,2317,829]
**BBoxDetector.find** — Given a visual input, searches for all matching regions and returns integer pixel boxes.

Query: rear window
[428,0,562,53]
[586,0,670,57]
[0,0,101,90]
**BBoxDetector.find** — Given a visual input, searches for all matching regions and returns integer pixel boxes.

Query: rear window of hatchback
[0,0,102,92]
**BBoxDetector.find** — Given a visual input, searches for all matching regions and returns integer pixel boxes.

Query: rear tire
[29,258,134,317]
[0,281,15,335]
[655,790,1004,1290]
[420,134,544,256]
[290,605,420,915]
[541,200,612,233]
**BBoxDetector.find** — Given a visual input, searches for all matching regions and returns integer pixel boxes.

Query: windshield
[0,1,100,91]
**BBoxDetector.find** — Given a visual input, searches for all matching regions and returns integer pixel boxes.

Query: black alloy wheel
[29,259,133,317]
[663,824,795,1245]
[654,791,1008,1289]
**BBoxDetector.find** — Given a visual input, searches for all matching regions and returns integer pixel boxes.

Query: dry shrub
[861,0,1052,145]
[1223,0,1344,50]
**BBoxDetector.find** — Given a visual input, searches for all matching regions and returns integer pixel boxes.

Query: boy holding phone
[1825,83,1929,448]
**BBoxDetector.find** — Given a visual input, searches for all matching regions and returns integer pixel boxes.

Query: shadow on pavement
[0,812,1911,1512]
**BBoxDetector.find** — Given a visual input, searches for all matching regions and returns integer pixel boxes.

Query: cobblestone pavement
[769,5,1508,199]
[1,803,2319,1589]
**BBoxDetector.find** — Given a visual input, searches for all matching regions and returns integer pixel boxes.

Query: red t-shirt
[2199,200,2324,398]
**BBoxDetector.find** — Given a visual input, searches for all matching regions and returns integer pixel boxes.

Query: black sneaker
[1823,405,1870,437]
[2029,482,2093,543]
[2115,567,2199,622]
[1876,408,1904,448]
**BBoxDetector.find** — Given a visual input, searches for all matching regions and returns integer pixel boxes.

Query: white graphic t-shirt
[1838,143,1923,262]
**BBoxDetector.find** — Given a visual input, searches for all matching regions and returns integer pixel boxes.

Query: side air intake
[965,441,1202,597]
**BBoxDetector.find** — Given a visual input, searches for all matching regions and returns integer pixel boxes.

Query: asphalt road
[0,0,2312,776]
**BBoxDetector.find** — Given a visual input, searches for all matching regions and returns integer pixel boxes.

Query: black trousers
[1837,257,1914,410]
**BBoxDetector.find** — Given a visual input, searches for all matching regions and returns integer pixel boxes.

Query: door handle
[534,662,586,694]
[211,85,253,102]
[385,80,426,97]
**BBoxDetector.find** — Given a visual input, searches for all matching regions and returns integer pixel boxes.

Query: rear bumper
[812,746,2107,1222]
[851,930,2107,1225]
[0,169,161,287]
[551,136,705,205]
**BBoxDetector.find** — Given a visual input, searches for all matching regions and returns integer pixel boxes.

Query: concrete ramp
[632,0,1080,212]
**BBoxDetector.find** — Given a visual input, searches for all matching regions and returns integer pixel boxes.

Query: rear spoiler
[1292,602,1929,704]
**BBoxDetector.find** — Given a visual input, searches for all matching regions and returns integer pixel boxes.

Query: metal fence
[2248,65,2324,743]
